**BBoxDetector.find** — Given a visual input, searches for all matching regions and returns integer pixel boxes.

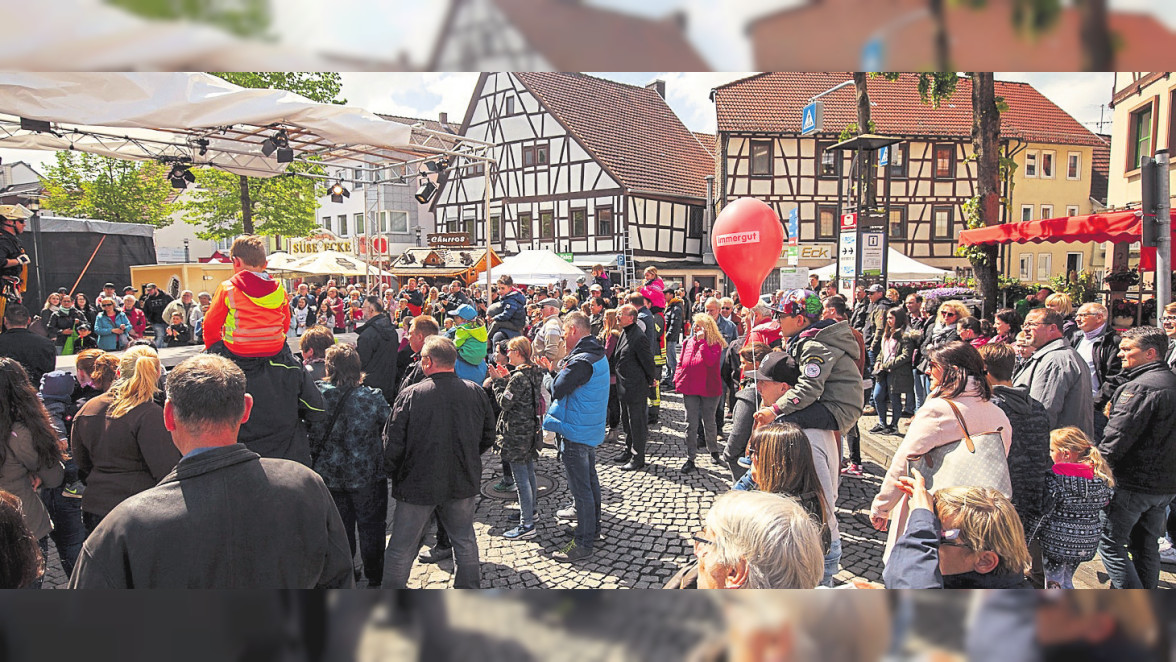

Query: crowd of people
[3,231,1176,593]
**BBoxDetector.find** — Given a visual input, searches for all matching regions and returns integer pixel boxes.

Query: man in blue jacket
[540,311,608,564]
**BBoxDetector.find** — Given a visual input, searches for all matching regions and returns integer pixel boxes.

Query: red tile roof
[515,72,715,200]
[431,0,709,71]
[713,73,1105,148]
[692,132,716,156]
[748,0,1176,71]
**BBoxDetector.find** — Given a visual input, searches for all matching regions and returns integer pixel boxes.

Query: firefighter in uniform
[0,205,31,325]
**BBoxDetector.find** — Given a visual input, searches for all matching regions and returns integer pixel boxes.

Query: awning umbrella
[280,251,394,278]
[957,210,1176,270]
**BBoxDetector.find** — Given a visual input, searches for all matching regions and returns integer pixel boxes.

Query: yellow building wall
[129,263,234,299]
[1005,142,1102,284]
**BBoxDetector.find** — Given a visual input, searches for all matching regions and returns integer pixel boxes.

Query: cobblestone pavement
[41,390,1176,589]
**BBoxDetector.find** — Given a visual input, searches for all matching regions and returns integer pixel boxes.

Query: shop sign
[290,230,353,254]
[427,233,472,247]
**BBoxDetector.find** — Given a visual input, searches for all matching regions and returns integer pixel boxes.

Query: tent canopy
[486,250,588,285]
[812,248,949,282]
[0,72,489,181]
[278,251,393,278]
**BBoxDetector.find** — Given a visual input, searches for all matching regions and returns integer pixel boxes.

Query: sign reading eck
[427,233,472,247]
[290,239,353,254]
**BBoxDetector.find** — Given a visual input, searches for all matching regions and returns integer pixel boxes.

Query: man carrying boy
[203,236,325,465]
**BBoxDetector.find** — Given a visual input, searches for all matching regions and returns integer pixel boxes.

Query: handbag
[907,399,1012,498]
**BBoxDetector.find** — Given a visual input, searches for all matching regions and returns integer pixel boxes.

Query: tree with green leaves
[40,151,175,226]
[107,0,270,38]
[180,72,345,239]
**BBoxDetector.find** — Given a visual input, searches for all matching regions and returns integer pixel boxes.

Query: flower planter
[1112,315,1134,328]
[1107,281,1131,292]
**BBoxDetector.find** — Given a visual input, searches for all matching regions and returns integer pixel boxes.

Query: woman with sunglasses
[871,340,1012,562]
[913,300,967,408]
[883,468,1031,588]
[92,297,131,351]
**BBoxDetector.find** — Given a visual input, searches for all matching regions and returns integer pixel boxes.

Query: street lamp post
[26,197,44,307]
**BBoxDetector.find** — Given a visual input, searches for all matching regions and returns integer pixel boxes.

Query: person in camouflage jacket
[487,339,545,539]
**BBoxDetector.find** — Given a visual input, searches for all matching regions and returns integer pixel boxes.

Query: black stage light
[330,182,350,204]
[168,164,196,189]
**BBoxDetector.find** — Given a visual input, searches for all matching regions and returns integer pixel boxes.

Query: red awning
[957,210,1176,271]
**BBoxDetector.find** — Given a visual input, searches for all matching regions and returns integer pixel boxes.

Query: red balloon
[711,198,784,306]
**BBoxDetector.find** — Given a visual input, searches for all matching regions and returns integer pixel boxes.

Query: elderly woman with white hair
[669,490,824,590]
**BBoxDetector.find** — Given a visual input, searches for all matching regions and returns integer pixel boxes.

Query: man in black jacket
[139,283,174,347]
[848,285,869,332]
[383,336,495,588]
[1072,302,1121,440]
[614,304,656,471]
[1096,325,1176,589]
[0,304,54,387]
[356,297,399,405]
[663,294,685,389]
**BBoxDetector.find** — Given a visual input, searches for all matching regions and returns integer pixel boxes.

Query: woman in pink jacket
[870,340,1012,564]
[674,313,727,472]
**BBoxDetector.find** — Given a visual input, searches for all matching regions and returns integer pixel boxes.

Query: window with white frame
[1067,152,1081,180]
[354,213,364,235]
[1025,150,1038,178]
[1041,150,1055,179]
[1019,254,1033,281]
[1021,205,1034,222]
[1040,205,1053,220]
[338,214,348,236]
[1066,205,1079,217]
[1066,252,1083,275]
[381,210,408,234]
[321,216,332,231]
[1037,253,1052,280]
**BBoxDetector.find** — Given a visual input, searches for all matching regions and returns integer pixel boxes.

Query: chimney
[439,112,449,125]
[646,79,666,99]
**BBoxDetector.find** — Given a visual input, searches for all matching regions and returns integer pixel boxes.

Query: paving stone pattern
[41,392,1176,589]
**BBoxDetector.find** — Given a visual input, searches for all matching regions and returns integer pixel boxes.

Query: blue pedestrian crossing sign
[801,101,823,135]
[879,145,889,166]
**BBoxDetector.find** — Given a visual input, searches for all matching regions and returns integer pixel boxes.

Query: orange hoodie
[202,270,291,357]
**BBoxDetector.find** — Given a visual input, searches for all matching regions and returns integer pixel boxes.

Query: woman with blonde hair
[884,472,1032,588]
[71,345,180,533]
[914,299,966,397]
[674,313,726,472]
[1037,427,1113,589]
[601,309,623,442]
[1045,292,1078,342]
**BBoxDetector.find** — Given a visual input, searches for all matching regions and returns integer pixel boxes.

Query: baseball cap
[447,303,477,320]
[577,276,586,283]
[103,282,115,289]
[746,352,801,384]
[146,283,158,290]
[539,297,561,309]
[123,286,138,293]
[56,287,67,295]
[589,283,602,291]
[867,284,884,294]
[773,289,823,320]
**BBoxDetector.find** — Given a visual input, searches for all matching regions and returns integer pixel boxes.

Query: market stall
[389,247,503,287]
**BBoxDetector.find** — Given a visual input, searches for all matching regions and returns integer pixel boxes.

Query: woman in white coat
[870,340,1012,563]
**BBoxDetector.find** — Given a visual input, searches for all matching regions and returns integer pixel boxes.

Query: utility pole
[1157,149,1171,311]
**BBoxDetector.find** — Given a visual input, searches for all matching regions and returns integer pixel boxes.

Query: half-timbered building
[712,72,1107,278]
[427,0,709,71]
[433,72,716,286]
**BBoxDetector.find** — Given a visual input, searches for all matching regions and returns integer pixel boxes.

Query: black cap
[56,287,67,295]
[123,286,137,293]
[746,352,801,384]
[103,282,115,289]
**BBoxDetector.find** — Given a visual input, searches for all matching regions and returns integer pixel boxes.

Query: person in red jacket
[674,313,727,472]
[745,301,784,349]
[203,236,291,358]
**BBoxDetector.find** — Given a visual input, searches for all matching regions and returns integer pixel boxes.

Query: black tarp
[18,215,156,310]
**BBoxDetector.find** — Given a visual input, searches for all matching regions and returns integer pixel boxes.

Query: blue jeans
[151,322,168,347]
[329,478,389,586]
[510,460,538,528]
[38,484,85,577]
[561,440,601,551]
[383,496,480,588]
[913,371,930,410]
[872,371,903,428]
[665,341,679,381]
[821,538,842,587]
[1097,488,1175,589]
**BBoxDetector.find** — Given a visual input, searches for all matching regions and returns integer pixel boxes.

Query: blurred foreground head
[1036,591,1160,660]
[697,592,891,662]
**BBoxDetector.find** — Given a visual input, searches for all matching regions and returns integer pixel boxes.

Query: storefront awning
[957,209,1176,271]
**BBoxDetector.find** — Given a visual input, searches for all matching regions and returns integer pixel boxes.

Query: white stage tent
[485,250,588,285]
[811,248,950,282]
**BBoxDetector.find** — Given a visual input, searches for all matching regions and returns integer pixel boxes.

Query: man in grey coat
[1013,308,1093,435]
[69,354,354,588]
